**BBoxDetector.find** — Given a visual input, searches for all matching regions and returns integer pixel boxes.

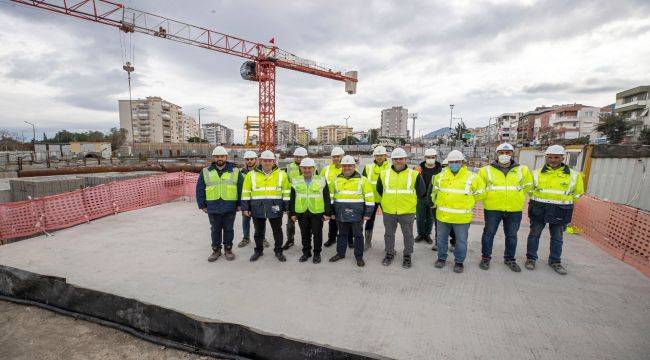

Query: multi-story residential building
[317,125,353,145]
[296,127,312,146]
[549,105,600,141]
[183,116,199,141]
[614,86,650,141]
[517,107,556,145]
[380,106,409,138]
[495,113,521,142]
[202,122,234,145]
[352,130,368,142]
[119,97,185,143]
[276,120,299,146]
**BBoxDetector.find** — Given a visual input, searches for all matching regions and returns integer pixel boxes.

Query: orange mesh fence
[573,195,650,277]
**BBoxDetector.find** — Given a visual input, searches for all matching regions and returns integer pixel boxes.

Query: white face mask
[498,154,512,164]
[425,159,436,166]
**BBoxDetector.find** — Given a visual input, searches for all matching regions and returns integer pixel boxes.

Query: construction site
[1,1,650,360]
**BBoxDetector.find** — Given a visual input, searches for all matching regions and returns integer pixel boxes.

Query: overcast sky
[1,0,649,141]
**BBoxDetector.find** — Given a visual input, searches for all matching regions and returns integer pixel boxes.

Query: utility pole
[344,115,350,146]
[408,113,418,143]
[448,104,455,146]
[198,107,207,141]
[122,61,135,146]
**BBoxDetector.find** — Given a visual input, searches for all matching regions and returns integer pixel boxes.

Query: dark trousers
[336,221,364,259]
[480,210,522,261]
[328,219,353,245]
[286,215,296,243]
[297,212,324,256]
[526,218,565,264]
[416,201,434,236]
[208,212,236,250]
[364,204,380,231]
[253,217,283,254]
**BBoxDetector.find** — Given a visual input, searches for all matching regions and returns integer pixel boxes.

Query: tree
[338,136,359,145]
[107,127,128,151]
[368,128,380,144]
[308,139,319,146]
[640,128,650,145]
[596,113,630,144]
[188,136,208,143]
[455,121,468,142]
[537,126,557,146]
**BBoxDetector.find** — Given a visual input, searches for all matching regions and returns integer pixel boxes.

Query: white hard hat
[260,150,276,160]
[442,158,448,165]
[545,144,566,155]
[299,158,316,167]
[373,145,387,156]
[331,147,345,156]
[211,146,228,156]
[243,150,257,159]
[445,150,466,162]
[293,147,308,157]
[340,155,356,165]
[424,148,438,157]
[391,147,408,159]
[496,143,514,152]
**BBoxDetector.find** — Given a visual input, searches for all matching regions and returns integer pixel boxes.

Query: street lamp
[24,120,36,159]
[344,115,351,146]
[448,104,455,145]
[198,107,207,140]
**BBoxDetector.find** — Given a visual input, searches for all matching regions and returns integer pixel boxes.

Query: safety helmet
[545,144,566,155]
[445,150,466,162]
[331,147,345,156]
[243,150,257,159]
[496,143,514,152]
[299,158,316,167]
[340,155,356,165]
[424,148,438,157]
[391,147,408,159]
[442,158,448,165]
[372,145,387,156]
[293,147,308,157]
[211,146,228,156]
[259,150,276,160]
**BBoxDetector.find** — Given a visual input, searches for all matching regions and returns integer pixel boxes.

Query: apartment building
[183,116,199,141]
[518,107,557,145]
[119,97,185,143]
[296,127,312,146]
[614,85,650,141]
[549,105,600,141]
[202,122,234,146]
[317,125,353,145]
[276,120,299,146]
[495,113,521,142]
[380,106,408,138]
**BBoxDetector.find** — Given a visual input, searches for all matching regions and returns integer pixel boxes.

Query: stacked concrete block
[0,179,11,203]
[76,171,163,187]
[9,175,85,202]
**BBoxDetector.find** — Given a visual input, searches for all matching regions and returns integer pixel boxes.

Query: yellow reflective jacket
[530,164,584,205]
[363,160,390,203]
[431,166,485,224]
[478,163,533,212]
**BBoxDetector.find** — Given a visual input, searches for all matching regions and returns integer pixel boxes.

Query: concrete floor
[0,200,648,359]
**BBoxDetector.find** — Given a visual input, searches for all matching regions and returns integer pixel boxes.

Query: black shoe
[402,255,412,269]
[250,252,262,262]
[324,239,336,247]
[425,236,433,244]
[505,260,521,272]
[348,242,354,249]
[313,254,321,264]
[275,252,286,262]
[453,262,464,273]
[356,258,365,267]
[382,254,394,266]
[479,258,490,270]
[299,254,310,262]
[414,235,424,243]
[282,241,294,250]
[434,259,446,268]
[329,254,345,262]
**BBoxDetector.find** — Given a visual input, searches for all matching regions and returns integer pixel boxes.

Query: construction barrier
[1,173,648,277]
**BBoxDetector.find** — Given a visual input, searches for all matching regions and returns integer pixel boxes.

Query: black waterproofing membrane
[591,144,650,158]
[0,265,385,360]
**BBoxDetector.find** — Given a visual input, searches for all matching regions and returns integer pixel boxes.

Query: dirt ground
[0,300,217,360]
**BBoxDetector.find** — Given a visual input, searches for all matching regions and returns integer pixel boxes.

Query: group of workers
[196,142,584,275]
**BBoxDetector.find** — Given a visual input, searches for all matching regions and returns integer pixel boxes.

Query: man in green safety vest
[288,157,332,264]
[361,145,390,250]
[196,146,244,262]
[525,145,584,275]
[322,146,351,248]
[242,150,291,262]
[238,150,268,249]
[282,147,308,250]
[375,147,426,269]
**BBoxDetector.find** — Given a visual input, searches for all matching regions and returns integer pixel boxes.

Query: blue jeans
[526,218,564,264]
[436,221,469,263]
[242,214,251,239]
[208,212,236,250]
[480,210,522,261]
[416,200,434,237]
[336,221,364,259]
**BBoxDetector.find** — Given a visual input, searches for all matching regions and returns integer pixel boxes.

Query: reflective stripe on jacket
[292,175,327,214]
[530,164,584,205]
[478,163,533,212]
[241,166,290,218]
[379,167,418,215]
[431,166,485,224]
[330,172,375,222]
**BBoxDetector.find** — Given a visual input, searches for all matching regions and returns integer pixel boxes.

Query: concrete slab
[0,201,648,359]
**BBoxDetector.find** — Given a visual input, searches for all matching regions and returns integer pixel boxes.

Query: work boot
[299,254,311,262]
[364,230,373,250]
[275,252,286,262]
[434,259,446,268]
[525,259,536,270]
[453,262,464,273]
[329,254,345,262]
[313,254,321,264]
[414,235,424,243]
[505,260,521,272]
[356,258,365,267]
[323,239,336,247]
[282,240,294,251]
[479,258,490,270]
[249,252,263,262]
[425,236,433,244]
[549,262,567,275]
[382,253,394,266]
[224,249,235,261]
[263,239,270,247]
[208,249,222,262]
[402,255,412,269]
[238,238,250,248]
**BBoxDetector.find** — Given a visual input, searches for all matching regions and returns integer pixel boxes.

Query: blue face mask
[448,163,462,172]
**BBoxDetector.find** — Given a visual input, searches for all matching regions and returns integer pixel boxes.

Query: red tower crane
[10,0,358,150]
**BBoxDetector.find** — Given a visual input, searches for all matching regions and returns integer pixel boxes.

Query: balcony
[615,99,647,112]
[137,103,149,109]
[161,103,171,111]
[161,113,171,121]
[137,112,148,119]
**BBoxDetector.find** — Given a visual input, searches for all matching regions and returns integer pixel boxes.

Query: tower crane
[10,0,358,151]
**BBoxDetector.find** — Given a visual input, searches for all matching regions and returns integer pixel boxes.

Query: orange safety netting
[1,173,648,277]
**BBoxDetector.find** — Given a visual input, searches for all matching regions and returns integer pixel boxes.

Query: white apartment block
[380,106,408,138]
[549,105,600,140]
[276,120,299,146]
[317,125,353,145]
[119,97,186,143]
[496,113,521,142]
[614,86,650,141]
[183,116,199,141]
[202,122,234,146]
